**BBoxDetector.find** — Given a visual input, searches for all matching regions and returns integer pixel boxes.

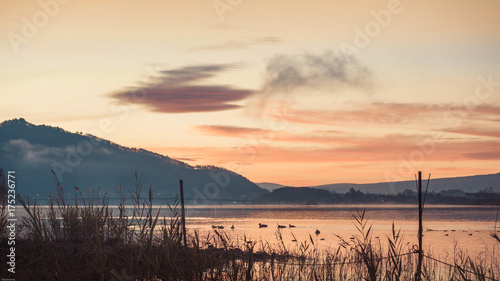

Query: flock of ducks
[210,224,482,242]
[260,223,296,228]
[211,225,235,230]
[426,228,479,236]
[212,223,322,238]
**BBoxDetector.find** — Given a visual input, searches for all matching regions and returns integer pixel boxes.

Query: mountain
[0,118,268,203]
[255,182,284,191]
[312,173,500,194]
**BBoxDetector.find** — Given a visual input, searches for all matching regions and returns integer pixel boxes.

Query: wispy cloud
[172,157,198,162]
[193,125,357,144]
[109,64,254,113]
[259,50,372,98]
[193,125,271,138]
[156,135,500,165]
[464,151,500,160]
[443,126,500,138]
[277,102,500,126]
[3,139,68,164]
[188,36,282,52]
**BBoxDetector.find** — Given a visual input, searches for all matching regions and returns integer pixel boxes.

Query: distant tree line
[257,186,500,205]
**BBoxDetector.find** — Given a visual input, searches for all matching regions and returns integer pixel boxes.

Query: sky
[1,0,500,186]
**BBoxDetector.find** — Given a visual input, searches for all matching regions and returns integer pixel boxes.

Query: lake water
[182,204,500,259]
[14,204,499,259]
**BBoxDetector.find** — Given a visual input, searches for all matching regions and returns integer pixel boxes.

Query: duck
[259,223,268,228]
[289,224,296,228]
[231,225,235,230]
[315,229,320,235]
[277,224,287,229]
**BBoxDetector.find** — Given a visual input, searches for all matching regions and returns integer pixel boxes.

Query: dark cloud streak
[194,125,270,137]
[110,64,254,113]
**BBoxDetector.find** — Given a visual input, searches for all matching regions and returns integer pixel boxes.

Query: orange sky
[1,0,500,186]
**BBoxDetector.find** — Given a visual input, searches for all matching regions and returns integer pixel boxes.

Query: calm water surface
[17,204,498,259]
[182,204,499,258]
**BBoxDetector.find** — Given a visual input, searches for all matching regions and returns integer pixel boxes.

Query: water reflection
[181,205,499,258]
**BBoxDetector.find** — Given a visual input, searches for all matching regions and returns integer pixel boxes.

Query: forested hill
[0,118,268,202]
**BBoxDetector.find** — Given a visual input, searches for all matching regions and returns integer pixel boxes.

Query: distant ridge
[0,118,268,202]
[257,174,500,195]
[308,173,500,194]
[256,182,284,191]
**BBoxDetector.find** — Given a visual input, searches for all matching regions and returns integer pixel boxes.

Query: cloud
[153,133,500,165]
[172,157,198,162]
[193,125,272,138]
[443,126,500,138]
[109,50,373,114]
[464,151,500,160]
[260,50,372,97]
[109,64,254,113]
[188,36,282,52]
[3,139,65,164]
[193,125,357,144]
[277,102,500,126]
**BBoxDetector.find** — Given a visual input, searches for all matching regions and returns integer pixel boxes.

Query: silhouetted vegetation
[258,186,500,205]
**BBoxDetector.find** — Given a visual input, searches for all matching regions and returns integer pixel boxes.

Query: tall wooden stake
[416,171,423,280]
[180,179,187,247]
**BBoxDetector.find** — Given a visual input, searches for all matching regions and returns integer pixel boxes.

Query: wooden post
[416,171,423,280]
[180,179,187,247]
